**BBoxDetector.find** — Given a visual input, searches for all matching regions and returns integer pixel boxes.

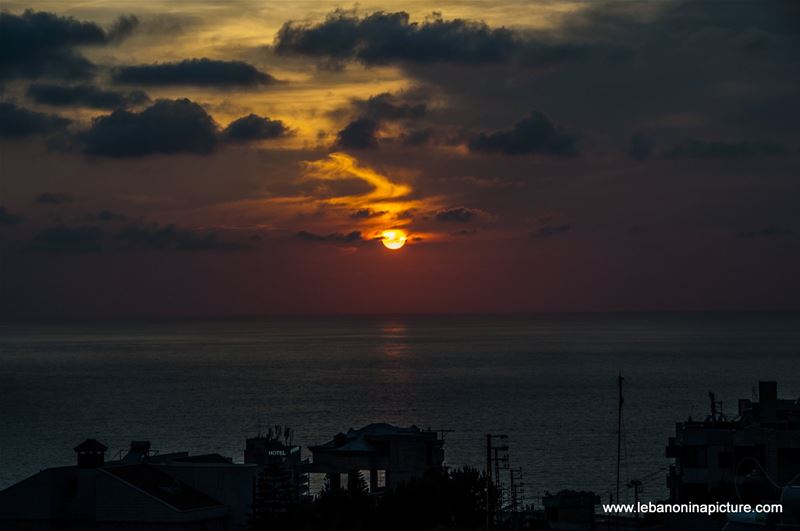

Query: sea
[1,312,799,504]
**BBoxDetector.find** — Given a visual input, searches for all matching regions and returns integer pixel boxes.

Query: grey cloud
[0,207,22,225]
[530,224,571,239]
[0,102,71,139]
[28,226,105,253]
[737,225,794,239]
[115,224,247,251]
[435,207,481,223]
[628,131,654,161]
[36,192,73,205]
[468,111,578,157]
[355,92,427,120]
[27,83,149,109]
[663,139,787,159]
[112,58,275,87]
[351,209,388,219]
[335,118,380,150]
[79,99,292,157]
[0,10,137,80]
[275,10,517,65]
[224,114,289,142]
[295,230,364,244]
[80,99,219,157]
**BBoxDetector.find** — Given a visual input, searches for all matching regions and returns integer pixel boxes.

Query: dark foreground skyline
[1,1,800,319]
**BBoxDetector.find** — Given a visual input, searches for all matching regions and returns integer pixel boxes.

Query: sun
[381,229,407,250]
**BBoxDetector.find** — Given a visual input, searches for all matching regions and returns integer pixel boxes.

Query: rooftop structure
[307,423,444,492]
[666,381,800,504]
[0,439,256,531]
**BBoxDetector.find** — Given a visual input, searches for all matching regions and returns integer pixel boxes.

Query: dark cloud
[351,208,388,219]
[400,128,435,147]
[275,10,517,65]
[27,83,149,109]
[274,9,624,68]
[106,15,139,43]
[355,92,427,120]
[112,58,275,87]
[518,41,634,68]
[0,10,137,80]
[663,139,788,159]
[0,207,22,225]
[88,210,126,222]
[79,98,219,157]
[435,207,480,223]
[628,131,654,161]
[223,114,289,141]
[737,225,794,239]
[26,223,244,253]
[36,192,73,205]
[296,230,364,243]
[77,99,291,157]
[115,224,246,251]
[467,111,578,157]
[530,224,571,239]
[28,226,104,253]
[335,118,380,150]
[659,0,800,37]
[0,102,70,139]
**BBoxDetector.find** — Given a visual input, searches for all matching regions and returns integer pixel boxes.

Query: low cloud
[78,99,287,157]
[296,230,364,244]
[274,9,622,69]
[354,92,426,120]
[80,98,218,157]
[628,131,654,161]
[0,207,22,225]
[115,223,247,251]
[27,83,149,109]
[87,210,126,222]
[36,192,73,205]
[737,225,794,239]
[468,111,578,157]
[28,226,104,253]
[663,139,787,159]
[27,223,246,253]
[0,10,137,81]
[112,58,275,87]
[0,102,70,139]
[435,207,481,223]
[335,118,380,150]
[351,208,388,219]
[223,114,289,141]
[275,10,517,65]
[530,224,572,239]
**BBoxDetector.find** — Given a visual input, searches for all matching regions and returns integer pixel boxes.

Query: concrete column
[327,472,340,491]
[369,468,378,492]
[347,470,360,492]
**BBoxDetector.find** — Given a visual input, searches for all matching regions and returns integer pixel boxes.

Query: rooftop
[106,464,224,511]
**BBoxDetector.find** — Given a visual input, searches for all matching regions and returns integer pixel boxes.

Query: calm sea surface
[1,313,799,503]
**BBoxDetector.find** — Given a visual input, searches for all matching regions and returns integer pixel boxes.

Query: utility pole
[485,434,509,531]
[627,480,642,519]
[616,371,624,507]
[486,434,492,531]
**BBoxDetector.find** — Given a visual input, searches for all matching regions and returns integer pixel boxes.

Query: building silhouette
[0,439,256,531]
[306,423,444,493]
[667,381,800,504]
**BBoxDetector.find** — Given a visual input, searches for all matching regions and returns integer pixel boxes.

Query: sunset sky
[1,1,799,318]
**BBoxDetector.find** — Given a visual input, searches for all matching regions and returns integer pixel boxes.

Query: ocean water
[1,313,799,504]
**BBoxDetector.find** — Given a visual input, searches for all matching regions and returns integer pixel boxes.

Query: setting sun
[381,230,407,250]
